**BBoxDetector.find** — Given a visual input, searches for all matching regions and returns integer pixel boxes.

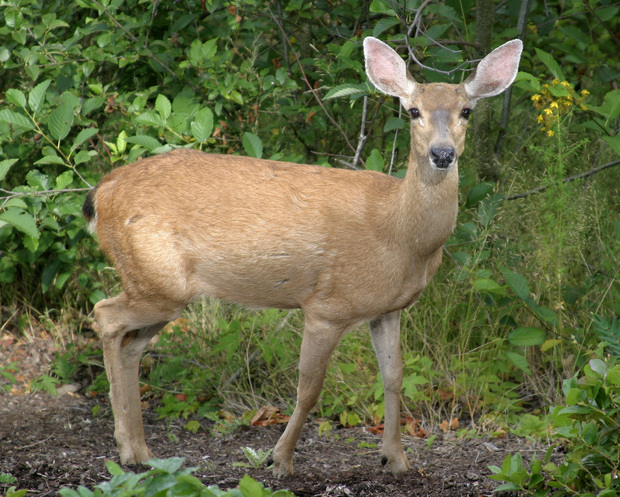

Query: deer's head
[364,37,522,171]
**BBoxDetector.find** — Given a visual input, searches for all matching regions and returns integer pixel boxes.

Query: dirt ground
[0,332,545,497]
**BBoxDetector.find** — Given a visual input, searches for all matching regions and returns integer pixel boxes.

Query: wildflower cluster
[531,79,589,136]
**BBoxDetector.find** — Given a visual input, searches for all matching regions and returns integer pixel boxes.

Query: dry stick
[0,187,92,208]
[267,7,358,158]
[398,0,473,77]
[351,96,369,170]
[505,158,620,200]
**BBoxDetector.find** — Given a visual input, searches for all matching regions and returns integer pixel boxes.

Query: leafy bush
[489,354,620,496]
[58,457,294,497]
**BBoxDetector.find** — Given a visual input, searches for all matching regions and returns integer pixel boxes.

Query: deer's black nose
[430,147,455,169]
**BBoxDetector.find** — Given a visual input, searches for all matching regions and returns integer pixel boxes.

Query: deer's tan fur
[84,36,522,476]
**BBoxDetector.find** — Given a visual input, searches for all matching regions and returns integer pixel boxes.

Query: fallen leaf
[405,416,427,438]
[368,423,384,435]
[440,417,459,432]
[251,406,291,426]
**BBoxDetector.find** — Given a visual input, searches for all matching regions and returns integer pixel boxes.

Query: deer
[83,36,522,477]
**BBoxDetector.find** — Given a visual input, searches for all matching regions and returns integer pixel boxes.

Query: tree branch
[0,187,92,208]
[505,159,620,200]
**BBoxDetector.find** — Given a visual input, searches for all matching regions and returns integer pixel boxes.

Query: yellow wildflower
[552,78,560,85]
[547,129,555,137]
[561,81,571,88]
[544,108,553,115]
[549,101,559,109]
[581,89,590,97]
[531,94,541,102]
[537,114,544,124]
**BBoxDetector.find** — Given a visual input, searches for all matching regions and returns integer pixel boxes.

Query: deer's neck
[391,158,459,257]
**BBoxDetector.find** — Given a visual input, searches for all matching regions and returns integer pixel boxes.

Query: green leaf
[384,117,405,132]
[117,130,127,154]
[238,475,265,497]
[48,103,74,141]
[602,134,620,155]
[366,148,384,171]
[499,267,530,300]
[465,182,494,207]
[589,89,620,122]
[508,327,546,347]
[324,84,365,100]
[526,300,558,325]
[473,278,504,294]
[55,170,74,190]
[534,48,565,81]
[556,405,594,416]
[35,154,66,166]
[0,47,10,63]
[155,94,172,120]
[0,159,18,182]
[476,192,502,227]
[541,339,562,352]
[6,88,27,108]
[202,38,218,59]
[28,80,51,114]
[42,259,61,293]
[82,96,105,116]
[135,110,166,128]
[71,127,99,152]
[243,132,263,159]
[606,365,620,386]
[504,352,531,375]
[0,109,34,130]
[373,17,400,37]
[191,107,214,143]
[492,483,521,492]
[589,358,608,377]
[74,150,93,165]
[126,134,161,152]
[513,71,541,93]
[0,209,39,239]
[146,457,186,473]
[104,460,124,476]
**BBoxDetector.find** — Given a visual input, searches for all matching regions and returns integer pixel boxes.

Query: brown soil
[0,332,542,496]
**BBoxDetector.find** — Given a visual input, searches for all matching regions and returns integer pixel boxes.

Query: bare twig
[0,187,92,208]
[351,96,369,170]
[388,105,403,175]
[505,159,620,200]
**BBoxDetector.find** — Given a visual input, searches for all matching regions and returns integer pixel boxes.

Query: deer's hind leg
[94,293,183,464]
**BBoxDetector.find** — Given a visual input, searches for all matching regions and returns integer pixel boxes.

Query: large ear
[464,39,523,101]
[364,37,415,98]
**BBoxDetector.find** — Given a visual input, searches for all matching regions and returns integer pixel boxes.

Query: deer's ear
[364,37,416,98]
[464,39,523,101]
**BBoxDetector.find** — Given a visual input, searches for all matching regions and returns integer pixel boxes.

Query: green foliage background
[0,0,619,457]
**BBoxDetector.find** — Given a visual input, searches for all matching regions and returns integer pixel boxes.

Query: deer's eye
[409,108,420,119]
[461,108,472,119]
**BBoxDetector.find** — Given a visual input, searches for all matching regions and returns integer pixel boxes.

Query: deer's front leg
[370,310,409,474]
[272,316,347,477]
